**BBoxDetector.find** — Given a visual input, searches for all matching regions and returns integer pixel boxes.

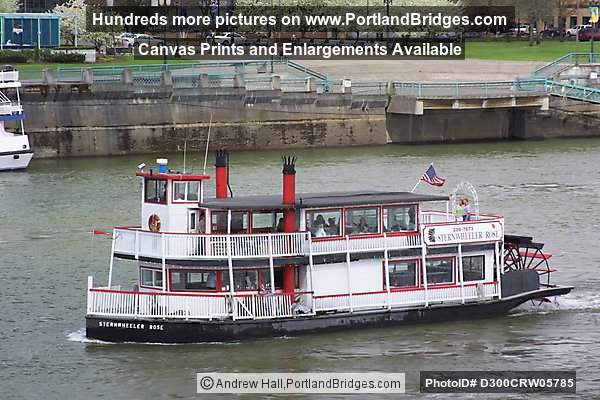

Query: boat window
[425,258,454,285]
[222,270,259,291]
[259,268,283,291]
[231,212,249,233]
[140,267,163,288]
[211,212,228,233]
[252,211,284,233]
[145,179,167,204]
[173,181,200,202]
[211,211,248,233]
[387,260,418,288]
[187,182,199,201]
[345,207,380,235]
[306,209,341,238]
[170,270,217,291]
[462,255,485,281]
[383,205,417,232]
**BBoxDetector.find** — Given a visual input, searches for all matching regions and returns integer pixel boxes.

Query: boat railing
[0,70,19,83]
[113,228,310,260]
[420,210,502,224]
[312,282,498,312]
[87,277,314,320]
[87,276,498,320]
[113,215,503,260]
[113,228,425,260]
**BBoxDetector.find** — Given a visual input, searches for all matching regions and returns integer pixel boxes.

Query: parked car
[210,32,246,46]
[566,24,591,37]
[118,32,136,47]
[541,27,564,38]
[578,27,600,41]
[133,34,164,47]
[511,24,532,35]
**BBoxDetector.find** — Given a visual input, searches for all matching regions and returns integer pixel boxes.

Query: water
[1,139,599,399]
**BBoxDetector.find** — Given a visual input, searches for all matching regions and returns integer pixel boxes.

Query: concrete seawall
[15,81,600,158]
[18,85,388,158]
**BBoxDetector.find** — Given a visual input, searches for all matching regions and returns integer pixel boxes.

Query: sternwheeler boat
[85,152,573,343]
[0,67,32,171]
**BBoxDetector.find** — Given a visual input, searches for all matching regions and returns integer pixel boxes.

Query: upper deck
[113,209,504,263]
[120,156,504,263]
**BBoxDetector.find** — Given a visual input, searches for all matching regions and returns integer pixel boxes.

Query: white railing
[114,229,310,260]
[421,210,502,224]
[114,228,422,260]
[310,233,421,255]
[87,277,498,321]
[113,212,501,261]
[0,70,19,83]
[87,277,313,320]
[313,283,498,313]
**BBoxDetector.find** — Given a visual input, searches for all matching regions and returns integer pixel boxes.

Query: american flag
[421,164,445,187]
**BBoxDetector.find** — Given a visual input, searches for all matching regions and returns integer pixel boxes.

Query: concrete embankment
[16,58,600,158]
[18,84,388,158]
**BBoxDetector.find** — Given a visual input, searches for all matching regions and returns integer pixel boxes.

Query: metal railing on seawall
[532,52,600,78]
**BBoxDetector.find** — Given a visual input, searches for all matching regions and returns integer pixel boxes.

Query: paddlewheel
[504,234,556,287]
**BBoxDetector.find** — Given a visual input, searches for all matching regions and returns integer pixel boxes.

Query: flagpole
[410,179,421,193]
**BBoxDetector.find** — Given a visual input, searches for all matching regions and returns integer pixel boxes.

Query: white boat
[0,67,32,172]
[85,152,572,343]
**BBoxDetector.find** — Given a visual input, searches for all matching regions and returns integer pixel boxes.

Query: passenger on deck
[463,198,471,221]
[454,198,466,221]
[357,216,369,233]
[314,224,327,237]
[291,297,311,315]
[276,217,284,232]
[326,217,339,235]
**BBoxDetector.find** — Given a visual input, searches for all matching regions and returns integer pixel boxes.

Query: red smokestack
[215,150,228,199]
[282,156,297,296]
[282,156,297,232]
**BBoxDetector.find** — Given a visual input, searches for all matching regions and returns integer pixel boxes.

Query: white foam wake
[67,328,111,344]
[510,290,600,317]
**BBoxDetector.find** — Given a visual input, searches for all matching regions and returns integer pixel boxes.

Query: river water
[1,139,599,399]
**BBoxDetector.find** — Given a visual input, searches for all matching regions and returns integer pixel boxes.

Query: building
[0,13,61,49]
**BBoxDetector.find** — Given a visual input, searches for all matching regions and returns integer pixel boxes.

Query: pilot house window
[145,179,167,204]
[173,181,199,202]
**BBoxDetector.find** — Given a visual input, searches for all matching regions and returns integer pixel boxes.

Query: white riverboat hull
[0,127,33,171]
[0,149,33,171]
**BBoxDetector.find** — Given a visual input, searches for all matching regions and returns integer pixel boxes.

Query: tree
[0,0,17,13]
[53,0,113,49]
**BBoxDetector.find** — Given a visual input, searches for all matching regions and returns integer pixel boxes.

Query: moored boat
[0,66,32,172]
[85,152,573,343]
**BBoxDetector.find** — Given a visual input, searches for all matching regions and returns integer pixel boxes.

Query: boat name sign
[423,222,502,245]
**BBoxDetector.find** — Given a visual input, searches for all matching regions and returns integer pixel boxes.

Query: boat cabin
[101,151,503,320]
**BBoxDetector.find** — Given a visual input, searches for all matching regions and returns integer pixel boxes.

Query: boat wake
[509,290,600,317]
[67,328,110,344]
[66,328,243,345]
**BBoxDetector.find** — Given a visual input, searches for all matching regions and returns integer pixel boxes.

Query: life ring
[148,214,161,232]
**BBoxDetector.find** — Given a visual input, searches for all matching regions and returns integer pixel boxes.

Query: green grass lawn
[11,40,599,80]
[465,39,597,61]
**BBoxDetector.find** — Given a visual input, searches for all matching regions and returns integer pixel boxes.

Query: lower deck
[85,285,572,343]
[89,243,501,321]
